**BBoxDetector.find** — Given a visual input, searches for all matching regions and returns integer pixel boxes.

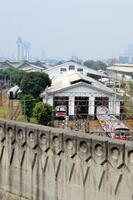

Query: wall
[45,84,120,116]
[0,119,132,200]
[44,61,103,79]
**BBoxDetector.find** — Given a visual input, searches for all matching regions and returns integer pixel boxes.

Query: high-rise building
[16,37,30,61]
[119,44,133,64]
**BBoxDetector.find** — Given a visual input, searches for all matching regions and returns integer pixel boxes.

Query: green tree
[11,70,26,85]
[20,94,36,122]
[84,60,107,70]
[19,72,51,98]
[94,61,107,70]
[0,68,27,86]
[33,102,52,125]
[84,60,95,69]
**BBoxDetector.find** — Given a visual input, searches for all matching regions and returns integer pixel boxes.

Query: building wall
[44,85,120,116]
[44,62,102,79]
[0,119,132,200]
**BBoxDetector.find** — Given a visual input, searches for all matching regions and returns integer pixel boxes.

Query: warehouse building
[41,71,121,119]
[107,64,133,80]
[43,61,107,80]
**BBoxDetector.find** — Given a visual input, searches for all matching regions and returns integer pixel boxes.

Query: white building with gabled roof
[43,61,107,81]
[41,71,121,119]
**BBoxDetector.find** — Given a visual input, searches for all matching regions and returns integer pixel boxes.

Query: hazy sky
[1,0,133,60]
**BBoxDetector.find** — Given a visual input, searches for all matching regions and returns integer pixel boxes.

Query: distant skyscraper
[16,37,23,61]
[119,44,133,64]
[16,37,30,61]
[119,56,129,64]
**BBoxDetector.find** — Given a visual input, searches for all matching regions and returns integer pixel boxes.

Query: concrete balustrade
[0,119,132,199]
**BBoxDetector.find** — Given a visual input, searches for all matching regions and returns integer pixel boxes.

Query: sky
[1,0,133,60]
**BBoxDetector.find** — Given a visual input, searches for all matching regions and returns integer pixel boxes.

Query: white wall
[44,62,103,80]
[43,85,120,116]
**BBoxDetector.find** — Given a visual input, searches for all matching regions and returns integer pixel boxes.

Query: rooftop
[107,65,133,73]
[41,71,114,96]
[44,61,107,77]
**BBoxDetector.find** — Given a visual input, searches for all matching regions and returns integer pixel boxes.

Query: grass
[122,95,133,114]
[17,115,38,124]
[0,97,38,124]
[29,117,38,124]
[17,115,26,122]
[0,105,10,118]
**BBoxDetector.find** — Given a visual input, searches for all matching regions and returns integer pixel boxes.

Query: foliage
[0,68,51,123]
[0,105,10,118]
[84,60,95,69]
[123,94,130,105]
[0,69,51,99]
[0,68,27,87]
[20,94,37,122]
[129,81,133,88]
[33,102,52,125]
[11,70,26,85]
[19,72,51,98]
[0,68,14,81]
[84,60,108,71]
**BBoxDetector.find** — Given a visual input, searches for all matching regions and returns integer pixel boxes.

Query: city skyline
[0,0,133,60]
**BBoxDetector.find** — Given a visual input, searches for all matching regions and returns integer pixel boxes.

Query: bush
[33,102,52,125]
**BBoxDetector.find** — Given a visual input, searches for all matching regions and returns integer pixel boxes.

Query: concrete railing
[0,118,132,200]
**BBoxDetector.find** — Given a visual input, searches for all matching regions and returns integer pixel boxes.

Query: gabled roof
[0,60,49,70]
[0,60,14,69]
[33,61,48,69]
[43,61,107,77]
[41,71,114,97]
[18,60,44,72]
[18,61,31,68]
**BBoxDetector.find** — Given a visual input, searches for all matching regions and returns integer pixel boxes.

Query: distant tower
[16,37,23,61]
[23,41,30,60]
[16,37,30,61]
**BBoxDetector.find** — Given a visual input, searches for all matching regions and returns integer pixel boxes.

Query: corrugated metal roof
[107,65,133,73]
[41,71,114,96]
[44,61,107,77]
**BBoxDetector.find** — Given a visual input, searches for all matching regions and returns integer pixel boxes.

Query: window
[69,65,75,70]
[77,68,83,72]
[60,68,66,72]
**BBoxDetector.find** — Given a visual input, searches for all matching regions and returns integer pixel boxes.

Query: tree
[19,72,51,98]
[20,94,36,122]
[94,61,107,70]
[33,102,52,125]
[84,60,95,69]
[11,70,26,85]
[0,68,27,87]
[84,60,107,70]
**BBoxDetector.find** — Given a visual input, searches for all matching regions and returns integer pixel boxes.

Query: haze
[1,0,133,60]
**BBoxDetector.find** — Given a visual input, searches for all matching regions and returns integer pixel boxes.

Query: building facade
[43,61,107,80]
[41,71,120,118]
